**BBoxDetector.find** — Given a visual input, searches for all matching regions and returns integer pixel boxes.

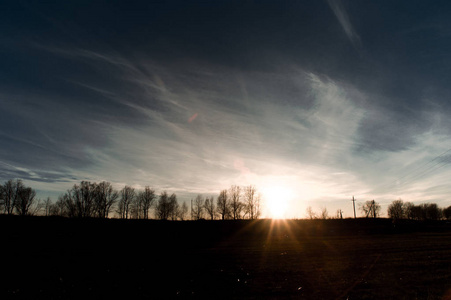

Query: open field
[2,216,451,299]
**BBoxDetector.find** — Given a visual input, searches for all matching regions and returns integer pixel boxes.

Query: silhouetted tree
[0,184,3,213]
[387,199,405,220]
[169,193,179,220]
[410,205,423,220]
[192,194,204,220]
[156,191,171,220]
[244,185,260,219]
[0,179,24,215]
[58,181,117,218]
[204,196,216,220]
[79,181,96,217]
[0,184,3,212]
[117,186,135,219]
[43,197,52,216]
[306,206,316,219]
[52,195,67,216]
[216,189,229,220]
[360,200,381,218]
[131,187,156,219]
[229,185,243,220]
[443,206,451,220]
[61,188,77,218]
[62,181,97,218]
[15,186,40,216]
[178,202,188,220]
[130,194,142,219]
[139,187,156,219]
[320,207,328,219]
[419,203,442,220]
[60,193,75,217]
[95,181,119,218]
[404,202,415,219]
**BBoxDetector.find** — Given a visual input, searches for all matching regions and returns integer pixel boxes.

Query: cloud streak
[3,1,451,218]
[3,44,450,216]
[328,0,362,52]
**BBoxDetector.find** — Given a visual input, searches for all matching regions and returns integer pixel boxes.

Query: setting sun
[262,186,293,219]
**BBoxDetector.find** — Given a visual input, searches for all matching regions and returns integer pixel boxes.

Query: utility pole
[352,196,356,219]
[372,200,376,218]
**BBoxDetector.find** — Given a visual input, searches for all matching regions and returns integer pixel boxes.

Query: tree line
[0,179,261,220]
[2,178,451,221]
[305,199,451,221]
[357,199,450,221]
[190,185,261,220]
[387,199,450,221]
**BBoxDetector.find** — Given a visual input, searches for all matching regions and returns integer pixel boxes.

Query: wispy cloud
[2,43,451,217]
[327,0,362,52]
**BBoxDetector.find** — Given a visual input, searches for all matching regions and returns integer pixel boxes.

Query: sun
[262,186,292,219]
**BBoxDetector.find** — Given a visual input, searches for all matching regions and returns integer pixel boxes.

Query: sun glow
[262,186,293,219]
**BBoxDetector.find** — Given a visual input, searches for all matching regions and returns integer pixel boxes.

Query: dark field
[2,216,451,299]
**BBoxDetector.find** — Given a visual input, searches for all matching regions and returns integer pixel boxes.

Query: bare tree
[169,193,179,220]
[61,193,76,218]
[306,206,316,219]
[192,194,204,220]
[95,181,119,218]
[131,187,157,219]
[58,185,81,218]
[204,196,216,220]
[419,203,442,220]
[229,185,243,220]
[155,191,170,220]
[62,181,97,218]
[244,185,261,219]
[15,186,40,216]
[56,181,116,218]
[320,207,328,219]
[79,181,96,217]
[50,196,66,216]
[43,197,52,216]
[404,202,415,219]
[130,196,142,219]
[117,186,135,219]
[443,206,451,220]
[178,201,188,220]
[387,199,405,220]
[360,200,381,218]
[409,205,424,220]
[65,184,82,218]
[140,187,156,219]
[0,179,24,215]
[0,183,3,213]
[216,189,229,220]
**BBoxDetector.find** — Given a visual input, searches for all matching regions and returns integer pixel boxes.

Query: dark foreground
[2,216,451,299]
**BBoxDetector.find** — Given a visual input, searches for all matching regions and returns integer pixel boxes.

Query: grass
[2,216,451,299]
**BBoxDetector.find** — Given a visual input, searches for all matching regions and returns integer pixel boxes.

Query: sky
[2,0,451,218]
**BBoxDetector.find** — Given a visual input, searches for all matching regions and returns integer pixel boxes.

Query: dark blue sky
[2,0,451,217]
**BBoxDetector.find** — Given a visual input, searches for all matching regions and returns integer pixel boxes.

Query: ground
[2,216,451,299]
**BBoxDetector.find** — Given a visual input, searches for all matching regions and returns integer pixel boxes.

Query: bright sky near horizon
[2,1,451,218]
